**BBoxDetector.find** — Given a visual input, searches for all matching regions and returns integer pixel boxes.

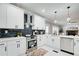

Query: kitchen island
[59,35,79,55]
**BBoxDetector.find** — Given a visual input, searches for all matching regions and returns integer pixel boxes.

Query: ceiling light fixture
[54,11,57,23]
[67,6,71,22]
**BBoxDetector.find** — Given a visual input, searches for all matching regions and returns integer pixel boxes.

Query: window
[45,25,49,34]
[52,25,59,35]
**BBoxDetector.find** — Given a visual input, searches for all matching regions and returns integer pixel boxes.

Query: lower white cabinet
[7,40,18,56]
[37,35,42,47]
[0,42,7,56]
[0,37,26,56]
[45,35,60,51]
[74,38,79,55]
[19,38,26,55]
[37,35,46,47]
[53,36,60,51]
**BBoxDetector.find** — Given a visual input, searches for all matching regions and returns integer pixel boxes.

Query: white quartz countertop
[0,37,26,42]
[59,35,79,39]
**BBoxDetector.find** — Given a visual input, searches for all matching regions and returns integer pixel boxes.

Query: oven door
[28,40,37,49]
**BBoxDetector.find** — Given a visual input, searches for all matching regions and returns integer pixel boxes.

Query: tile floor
[39,45,73,56]
[22,45,73,56]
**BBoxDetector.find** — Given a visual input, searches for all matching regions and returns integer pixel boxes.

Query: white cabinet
[32,15,45,30]
[60,37,74,53]
[7,40,18,56]
[37,35,45,47]
[0,4,7,28]
[45,35,55,48]
[7,38,26,56]
[37,35,42,47]
[53,36,60,51]
[0,37,26,56]
[7,5,24,29]
[74,38,79,55]
[19,38,26,55]
[0,42,7,56]
[45,35,60,51]
[0,4,24,29]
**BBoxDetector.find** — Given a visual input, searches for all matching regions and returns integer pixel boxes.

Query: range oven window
[28,40,37,49]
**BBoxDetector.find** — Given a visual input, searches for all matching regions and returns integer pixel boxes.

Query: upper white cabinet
[0,4,7,28]
[0,4,24,29]
[32,15,46,30]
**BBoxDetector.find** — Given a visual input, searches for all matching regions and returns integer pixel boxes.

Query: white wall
[45,21,60,35]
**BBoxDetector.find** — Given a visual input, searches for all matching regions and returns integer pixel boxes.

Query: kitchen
[0,3,79,56]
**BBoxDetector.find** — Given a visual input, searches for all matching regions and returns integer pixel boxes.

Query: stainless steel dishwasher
[60,37,74,55]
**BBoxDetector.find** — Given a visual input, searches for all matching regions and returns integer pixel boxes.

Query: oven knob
[31,45,34,47]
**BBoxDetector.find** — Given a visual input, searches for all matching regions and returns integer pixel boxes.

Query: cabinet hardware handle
[19,44,20,48]
[17,44,18,48]
[16,41,20,42]
[17,44,20,48]
[5,47,7,52]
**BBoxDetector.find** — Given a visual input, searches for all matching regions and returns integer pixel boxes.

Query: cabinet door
[33,15,45,30]
[7,40,18,56]
[7,4,24,29]
[60,38,74,53]
[37,36,42,47]
[74,39,79,55]
[19,38,26,55]
[16,8,24,29]
[0,42,7,56]
[37,36,41,47]
[0,4,7,28]
[54,37,60,49]
[7,5,18,29]
[46,35,54,48]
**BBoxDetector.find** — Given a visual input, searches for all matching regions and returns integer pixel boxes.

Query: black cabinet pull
[17,44,18,48]
[17,44,20,48]
[5,47,7,52]
[16,41,20,42]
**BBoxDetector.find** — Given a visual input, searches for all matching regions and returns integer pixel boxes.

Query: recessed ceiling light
[41,9,46,13]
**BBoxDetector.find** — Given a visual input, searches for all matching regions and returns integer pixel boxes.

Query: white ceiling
[14,3,79,26]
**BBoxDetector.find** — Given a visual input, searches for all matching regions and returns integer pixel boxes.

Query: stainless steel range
[26,35,37,53]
